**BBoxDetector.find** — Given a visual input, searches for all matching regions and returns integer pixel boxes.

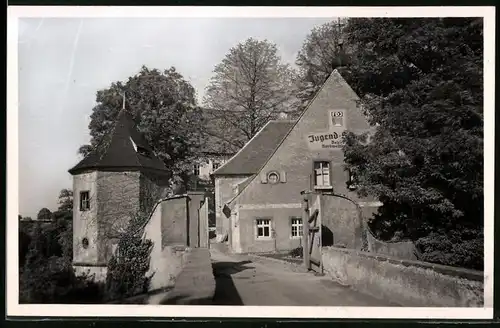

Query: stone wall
[161,196,189,247]
[321,247,484,307]
[73,171,100,266]
[140,171,169,215]
[187,191,205,247]
[319,194,364,250]
[142,197,190,292]
[96,171,141,263]
[198,198,210,248]
[365,226,418,260]
[214,175,251,237]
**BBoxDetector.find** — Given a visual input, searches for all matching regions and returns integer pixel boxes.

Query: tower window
[80,191,90,211]
[193,164,200,176]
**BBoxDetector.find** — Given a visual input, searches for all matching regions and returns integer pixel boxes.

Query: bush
[288,247,303,258]
[104,213,153,301]
[20,255,104,304]
[19,216,103,304]
[415,230,483,270]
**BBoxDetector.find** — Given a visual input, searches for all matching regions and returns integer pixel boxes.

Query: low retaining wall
[147,245,190,292]
[322,247,484,307]
[365,227,418,260]
[153,248,216,305]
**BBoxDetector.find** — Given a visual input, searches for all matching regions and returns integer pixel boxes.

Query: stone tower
[68,109,170,280]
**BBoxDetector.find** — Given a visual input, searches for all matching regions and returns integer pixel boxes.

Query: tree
[57,189,73,213]
[203,38,298,148]
[79,66,204,189]
[341,18,483,269]
[37,208,53,221]
[295,18,352,109]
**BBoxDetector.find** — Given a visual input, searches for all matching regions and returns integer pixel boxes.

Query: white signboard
[305,129,347,150]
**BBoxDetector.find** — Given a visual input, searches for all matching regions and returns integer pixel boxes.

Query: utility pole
[122,92,126,110]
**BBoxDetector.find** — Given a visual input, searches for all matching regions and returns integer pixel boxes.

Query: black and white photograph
[7,6,494,319]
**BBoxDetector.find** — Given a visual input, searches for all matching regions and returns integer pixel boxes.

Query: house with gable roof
[211,119,296,241]
[216,69,380,254]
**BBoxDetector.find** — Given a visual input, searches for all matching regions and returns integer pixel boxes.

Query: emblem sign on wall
[305,110,347,151]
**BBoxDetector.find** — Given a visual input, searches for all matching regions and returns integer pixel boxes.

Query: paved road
[210,246,396,306]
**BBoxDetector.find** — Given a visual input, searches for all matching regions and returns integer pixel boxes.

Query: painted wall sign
[305,109,347,150]
[305,129,347,150]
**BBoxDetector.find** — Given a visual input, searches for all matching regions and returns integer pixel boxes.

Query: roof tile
[212,120,295,176]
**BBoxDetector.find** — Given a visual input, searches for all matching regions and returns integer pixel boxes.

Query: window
[82,237,89,249]
[193,164,200,176]
[213,161,220,170]
[314,161,332,188]
[80,191,90,211]
[267,171,280,184]
[291,218,303,238]
[256,219,271,238]
[137,146,151,158]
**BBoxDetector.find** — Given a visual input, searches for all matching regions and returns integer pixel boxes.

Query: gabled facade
[222,70,379,254]
[211,120,295,240]
[68,109,170,280]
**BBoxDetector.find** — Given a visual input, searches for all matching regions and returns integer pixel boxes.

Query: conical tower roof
[69,109,169,175]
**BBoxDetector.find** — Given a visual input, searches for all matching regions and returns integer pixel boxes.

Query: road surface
[210,246,396,306]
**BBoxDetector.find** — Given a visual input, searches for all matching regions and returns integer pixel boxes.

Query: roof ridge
[226,69,345,207]
[211,120,275,175]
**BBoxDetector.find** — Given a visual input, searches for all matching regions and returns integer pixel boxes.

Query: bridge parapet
[322,247,484,307]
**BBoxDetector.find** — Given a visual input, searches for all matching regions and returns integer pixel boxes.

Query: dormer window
[137,146,151,158]
[130,137,151,157]
[130,137,137,152]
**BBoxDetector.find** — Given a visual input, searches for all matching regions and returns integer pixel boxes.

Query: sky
[17,17,333,218]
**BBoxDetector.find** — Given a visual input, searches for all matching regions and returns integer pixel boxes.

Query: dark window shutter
[280,171,287,183]
[260,172,268,184]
